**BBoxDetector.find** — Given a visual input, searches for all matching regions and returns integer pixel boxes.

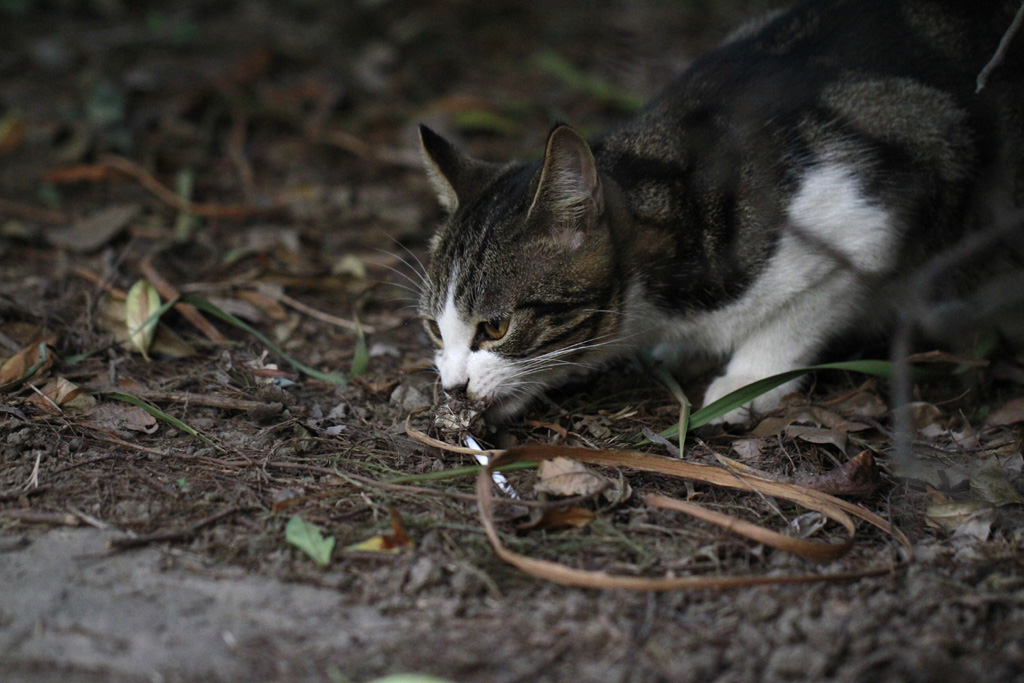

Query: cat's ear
[418,125,496,213]
[528,124,605,242]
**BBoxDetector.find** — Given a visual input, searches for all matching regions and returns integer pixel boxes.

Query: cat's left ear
[528,124,605,243]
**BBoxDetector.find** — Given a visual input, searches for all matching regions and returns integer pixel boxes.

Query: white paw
[702,375,802,425]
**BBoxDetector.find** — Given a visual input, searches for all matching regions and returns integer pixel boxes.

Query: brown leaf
[82,402,159,434]
[535,457,609,497]
[45,203,140,252]
[832,391,889,419]
[518,506,596,531]
[925,501,992,532]
[730,438,764,460]
[985,397,1024,427]
[786,425,848,452]
[0,336,57,387]
[344,506,413,553]
[795,451,879,498]
[970,457,1024,506]
[30,377,96,414]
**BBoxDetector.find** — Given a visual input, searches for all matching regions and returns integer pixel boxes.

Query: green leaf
[286,515,335,566]
[658,359,903,441]
[350,319,369,379]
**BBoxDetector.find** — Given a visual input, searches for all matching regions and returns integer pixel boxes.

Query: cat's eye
[425,319,441,341]
[481,318,509,341]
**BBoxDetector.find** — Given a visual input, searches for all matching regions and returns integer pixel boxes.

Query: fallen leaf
[286,515,335,566]
[81,402,159,433]
[970,457,1024,506]
[46,203,139,252]
[985,397,1024,427]
[901,402,946,433]
[0,336,57,388]
[795,450,879,498]
[125,279,161,360]
[730,438,764,460]
[518,505,596,531]
[925,501,992,531]
[951,507,995,542]
[30,376,96,414]
[786,424,848,452]
[535,457,609,497]
[832,391,888,419]
[344,506,412,553]
[0,110,25,155]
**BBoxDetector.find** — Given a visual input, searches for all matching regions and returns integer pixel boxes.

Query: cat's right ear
[419,125,497,214]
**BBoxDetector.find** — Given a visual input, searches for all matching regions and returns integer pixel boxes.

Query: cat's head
[418,124,623,421]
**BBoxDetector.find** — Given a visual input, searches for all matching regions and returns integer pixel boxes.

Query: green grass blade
[658,359,902,441]
[183,295,349,385]
[103,390,221,450]
[349,319,368,380]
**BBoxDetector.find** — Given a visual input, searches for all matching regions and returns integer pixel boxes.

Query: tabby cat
[417,0,1024,424]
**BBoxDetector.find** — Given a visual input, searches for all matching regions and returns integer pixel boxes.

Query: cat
[417,0,1024,425]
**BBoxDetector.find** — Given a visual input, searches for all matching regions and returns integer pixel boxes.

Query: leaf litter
[1,1,1023,679]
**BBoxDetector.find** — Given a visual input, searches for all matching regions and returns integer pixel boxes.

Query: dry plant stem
[477,445,911,591]
[269,460,559,510]
[107,506,245,550]
[71,266,127,299]
[273,289,372,333]
[0,485,50,502]
[126,388,283,413]
[140,256,227,343]
[976,0,1024,92]
[98,155,283,219]
[0,197,68,224]
[0,509,80,526]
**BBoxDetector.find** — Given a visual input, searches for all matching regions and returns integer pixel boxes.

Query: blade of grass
[658,359,907,441]
[102,390,222,451]
[349,319,368,380]
[183,295,348,384]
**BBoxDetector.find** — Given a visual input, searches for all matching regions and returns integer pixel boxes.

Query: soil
[2,2,1024,682]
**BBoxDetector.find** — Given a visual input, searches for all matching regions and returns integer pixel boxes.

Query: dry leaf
[82,402,159,434]
[0,336,57,387]
[30,376,96,414]
[985,397,1024,427]
[518,505,596,531]
[832,391,888,419]
[344,506,413,553]
[795,450,878,498]
[535,457,608,497]
[730,438,764,461]
[970,457,1024,506]
[125,279,161,360]
[46,203,139,252]
[925,501,992,532]
[786,425,848,452]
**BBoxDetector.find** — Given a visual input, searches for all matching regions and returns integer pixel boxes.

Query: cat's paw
[702,375,801,425]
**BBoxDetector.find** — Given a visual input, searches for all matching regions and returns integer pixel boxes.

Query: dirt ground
[2,1,1024,681]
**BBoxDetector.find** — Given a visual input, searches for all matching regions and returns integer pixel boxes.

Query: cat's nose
[444,382,469,400]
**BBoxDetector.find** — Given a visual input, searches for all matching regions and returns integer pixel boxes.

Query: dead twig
[0,197,68,224]
[139,256,227,343]
[0,509,80,526]
[977,0,1024,92]
[107,506,247,550]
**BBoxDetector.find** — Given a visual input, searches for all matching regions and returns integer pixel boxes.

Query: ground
[1,1,1024,681]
